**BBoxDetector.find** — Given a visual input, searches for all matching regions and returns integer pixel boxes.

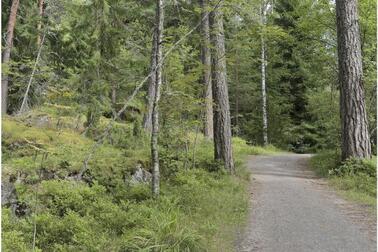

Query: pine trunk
[335,0,371,160]
[209,0,235,173]
[143,30,158,132]
[2,0,20,115]
[261,2,268,146]
[151,0,165,196]
[200,0,214,139]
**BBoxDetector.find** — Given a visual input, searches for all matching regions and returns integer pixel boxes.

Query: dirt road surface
[237,154,376,252]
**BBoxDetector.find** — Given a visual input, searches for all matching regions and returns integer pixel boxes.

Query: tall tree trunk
[234,54,240,134]
[200,0,214,139]
[260,1,268,146]
[2,0,20,115]
[335,0,371,160]
[209,0,234,173]
[151,0,165,196]
[143,29,158,132]
[37,0,44,46]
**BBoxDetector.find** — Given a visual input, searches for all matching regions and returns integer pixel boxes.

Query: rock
[40,168,58,180]
[1,181,17,207]
[65,170,93,185]
[1,178,29,216]
[26,114,52,128]
[129,164,151,185]
[35,115,51,127]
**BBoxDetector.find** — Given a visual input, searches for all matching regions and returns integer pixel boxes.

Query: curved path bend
[237,154,376,252]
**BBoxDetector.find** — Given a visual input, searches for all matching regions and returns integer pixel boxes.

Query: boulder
[129,164,151,185]
[1,181,17,207]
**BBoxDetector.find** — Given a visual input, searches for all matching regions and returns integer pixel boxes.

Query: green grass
[3,111,277,251]
[310,151,377,211]
[232,137,283,157]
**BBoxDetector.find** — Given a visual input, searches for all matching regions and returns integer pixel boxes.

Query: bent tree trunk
[2,0,20,115]
[335,0,371,160]
[143,30,158,132]
[200,0,214,139]
[151,0,165,196]
[209,0,235,173]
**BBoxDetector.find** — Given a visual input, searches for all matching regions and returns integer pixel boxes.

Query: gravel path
[237,154,376,252]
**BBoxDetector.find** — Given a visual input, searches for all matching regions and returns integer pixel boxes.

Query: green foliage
[2,111,253,251]
[331,158,376,178]
[3,166,249,251]
[330,175,376,209]
[309,150,341,177]
[233,137,281,157]
[2,0,377,250]
[2,209,35,252]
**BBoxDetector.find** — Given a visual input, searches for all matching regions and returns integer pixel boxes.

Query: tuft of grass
[309,150,341,177]
[310,150,376,211]
[232,137,282,158]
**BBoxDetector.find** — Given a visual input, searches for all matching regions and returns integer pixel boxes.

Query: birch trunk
[260,1,268,146]
[335,0,371,160]
[200,0,214,139]
[37,0,44,46]
[19,32,46,114]
[151,0,165,196]
[2,0,20,115]
[209,0,234,173]
[143,30,158,132]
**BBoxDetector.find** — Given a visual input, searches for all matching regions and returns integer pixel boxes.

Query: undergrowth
[1,110,275,251]
[310,151,377,210]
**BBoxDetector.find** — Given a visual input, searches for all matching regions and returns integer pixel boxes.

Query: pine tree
[335,0,371,160]
[210,0,234,172]
[2,0,20,115]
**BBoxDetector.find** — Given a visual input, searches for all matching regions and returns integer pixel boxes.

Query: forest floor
[236,154,376,252]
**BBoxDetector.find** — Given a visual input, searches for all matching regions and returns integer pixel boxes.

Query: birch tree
[210,0,234,173]
[335,0,371,160]
[151,0,165,196]
[2,0,20,115]
[143,30,158,132]
[37,0,45,46]
[260,0,268,146]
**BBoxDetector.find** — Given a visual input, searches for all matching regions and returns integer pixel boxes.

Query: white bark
[18,31,46,114]
[260,1,268,146]
[151,0,165,196]
[200,0,214,139]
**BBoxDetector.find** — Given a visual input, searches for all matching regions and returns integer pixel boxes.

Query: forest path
[237,154,376,252]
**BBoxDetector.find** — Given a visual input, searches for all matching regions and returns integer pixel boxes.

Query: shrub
[331,158,376,177]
